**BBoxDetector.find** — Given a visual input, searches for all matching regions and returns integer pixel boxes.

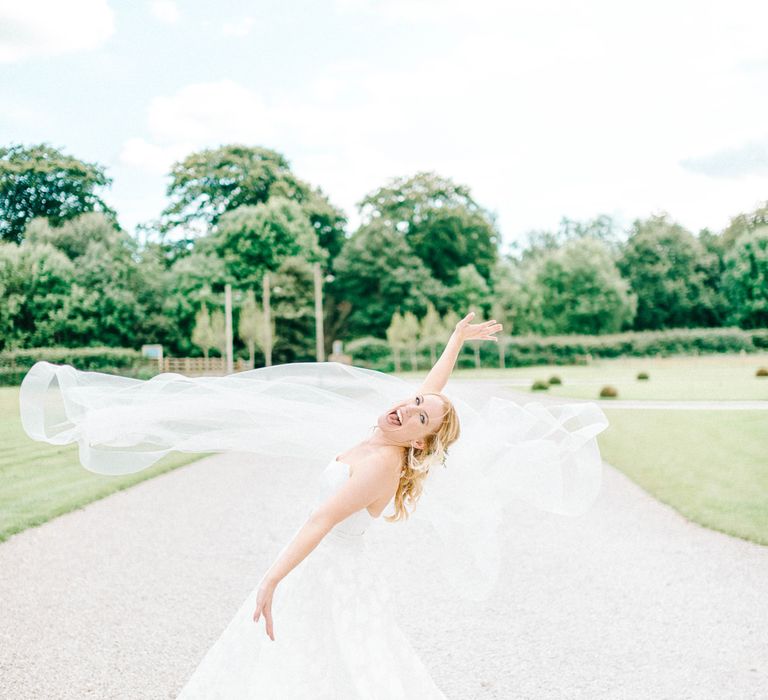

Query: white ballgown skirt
[176,459,448,699]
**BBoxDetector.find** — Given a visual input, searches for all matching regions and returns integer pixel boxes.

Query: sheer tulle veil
[19,360,609,602]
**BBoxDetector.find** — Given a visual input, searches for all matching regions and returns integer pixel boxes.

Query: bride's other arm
[253,454,394,639]
[419,310,503,395]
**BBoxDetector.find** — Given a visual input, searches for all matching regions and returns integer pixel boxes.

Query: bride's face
[377,393,446,447]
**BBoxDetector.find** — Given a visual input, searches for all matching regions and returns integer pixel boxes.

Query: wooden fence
[157,357,255,375]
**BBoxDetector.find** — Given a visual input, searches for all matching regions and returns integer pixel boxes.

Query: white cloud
[0,0,114,63]
[681,140,768,179]
[120,1,768,241]
[222,17,255,37]
[149,0,179,24]
[119,80,278,174]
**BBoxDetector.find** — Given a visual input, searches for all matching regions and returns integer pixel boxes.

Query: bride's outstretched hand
[253,579,276,641]
[454,311,503,343]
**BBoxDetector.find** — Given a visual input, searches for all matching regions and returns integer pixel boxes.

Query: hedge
[0,346,157,387]
[345,326,768,372]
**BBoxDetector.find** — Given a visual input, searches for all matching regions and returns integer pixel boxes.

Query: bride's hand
[252,578,276,641]
[454,311,503,343]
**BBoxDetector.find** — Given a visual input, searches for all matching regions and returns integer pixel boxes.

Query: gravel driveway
[1,381,766,699]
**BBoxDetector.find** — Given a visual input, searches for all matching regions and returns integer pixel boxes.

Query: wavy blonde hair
[383,392,461,523]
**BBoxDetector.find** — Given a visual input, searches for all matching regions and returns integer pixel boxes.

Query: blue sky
[2,0,768,251]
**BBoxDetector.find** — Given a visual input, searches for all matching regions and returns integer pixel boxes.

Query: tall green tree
[331,220,447,338]
[357,171,499,284]
[448,264,490,317]
[401,311,421,370]
[237,288,275,367]
[532,237,636,334]
[0,241,74,349]
[0,143,114,244]
[210,309,226,358]
[192,303,216,360]
[386,310,408,372]
[159,145,346,263]
[617,214,720,330]
[211,199,319,288]
[418,301,444,365]
[722,227,768,328]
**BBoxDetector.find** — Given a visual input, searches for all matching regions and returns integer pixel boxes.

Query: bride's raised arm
[418,311,503,395]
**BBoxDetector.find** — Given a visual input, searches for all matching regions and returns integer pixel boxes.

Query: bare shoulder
[350,449,401,483]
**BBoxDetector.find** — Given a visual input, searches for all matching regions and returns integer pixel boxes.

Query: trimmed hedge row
[1,327,766,383]
[347,326,768,372]
[0,346,157,387]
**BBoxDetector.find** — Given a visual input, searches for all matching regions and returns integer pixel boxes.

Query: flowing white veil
[19,360,609,602]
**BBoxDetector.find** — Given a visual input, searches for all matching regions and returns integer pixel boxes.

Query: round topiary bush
[599,385,618,398]
[531,379,549,391]
[548,375,562,385]
[637,371,649,380]
[756,367,768,377]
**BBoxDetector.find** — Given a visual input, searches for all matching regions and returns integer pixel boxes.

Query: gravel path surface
[2,381,767,699]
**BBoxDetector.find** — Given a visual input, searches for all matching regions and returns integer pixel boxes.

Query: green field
[598,408,768,545]
[0,386,208,543]
[422,352,768,401]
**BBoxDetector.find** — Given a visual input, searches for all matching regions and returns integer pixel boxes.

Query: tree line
[0,142,766,364]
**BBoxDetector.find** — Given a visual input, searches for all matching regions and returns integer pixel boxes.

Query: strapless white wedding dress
[176,458,448,699]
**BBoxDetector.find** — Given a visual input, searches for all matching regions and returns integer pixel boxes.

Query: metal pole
[263,272,272,367]
[313,262,325,362]
[225,283,233,374]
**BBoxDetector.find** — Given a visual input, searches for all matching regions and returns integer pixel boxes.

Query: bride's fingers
[265,605,274,641]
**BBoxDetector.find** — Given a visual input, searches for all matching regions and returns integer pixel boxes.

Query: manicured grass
[597,408,768,545]
[399,352,768,401]
[0,386,209,543]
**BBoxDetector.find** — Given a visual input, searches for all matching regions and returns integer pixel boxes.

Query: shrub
[548,375,562,385]
[599,385,618,398]
[344,336,393,372]
[637,371,649,380]
[531,379,549,391]
[756,367,768,377]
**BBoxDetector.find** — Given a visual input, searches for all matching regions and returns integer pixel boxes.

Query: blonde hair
[383,392,461,523]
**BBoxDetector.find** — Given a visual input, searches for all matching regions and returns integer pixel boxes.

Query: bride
[177,310,501,698]
[19,309,608,698]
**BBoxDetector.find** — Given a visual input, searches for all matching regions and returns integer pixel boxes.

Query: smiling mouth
[387,409,402,426]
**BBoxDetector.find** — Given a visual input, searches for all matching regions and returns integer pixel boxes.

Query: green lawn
[597,408,768,545]
[404,352,768,401]
[0,386,208,543]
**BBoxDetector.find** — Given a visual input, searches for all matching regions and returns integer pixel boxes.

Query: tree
[192,303,216,360]
[522,214,620,263]
[532,237,636,335]
[449,264,490,317]
[401,311,421,371]
[238,289,271,367]
[386,310,408,372]
[720,201,768,252]
[23,212,128,261]
[331,220,447,338]
[617,214,719,330]
[212,198,324,289]
[159,145,347,262]
[0,241,74,349]
[418,301,443,366]
[721,227,768,328]
[357,171,499,284]
[0,143,114,244]
[210,309,226,358]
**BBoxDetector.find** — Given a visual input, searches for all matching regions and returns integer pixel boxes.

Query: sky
[1,0,768,253]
